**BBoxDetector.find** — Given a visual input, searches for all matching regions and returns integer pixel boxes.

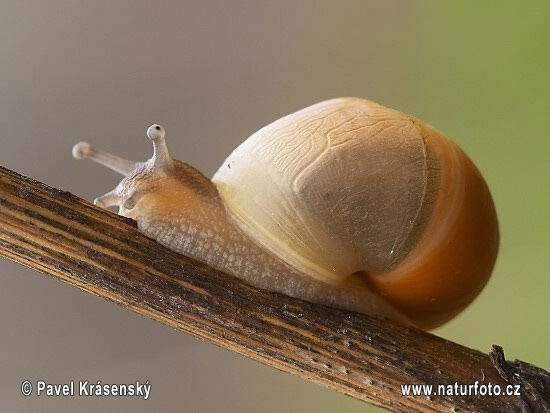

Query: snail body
[73,97,499,330]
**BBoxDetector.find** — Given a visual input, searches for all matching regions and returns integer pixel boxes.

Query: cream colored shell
[213,98,430,284]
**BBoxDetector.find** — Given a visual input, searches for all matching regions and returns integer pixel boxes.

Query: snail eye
[147,124,165,141]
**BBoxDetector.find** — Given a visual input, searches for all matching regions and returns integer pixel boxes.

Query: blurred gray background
[1,1,549,412]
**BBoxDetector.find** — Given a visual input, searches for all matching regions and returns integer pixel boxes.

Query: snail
[72,97,499,330]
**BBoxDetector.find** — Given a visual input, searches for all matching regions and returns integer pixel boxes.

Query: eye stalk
[146,124,172,169]
[147,124,165,141]
[72,141,137,175]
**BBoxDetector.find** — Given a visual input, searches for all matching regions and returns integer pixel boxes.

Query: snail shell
[73,97,499,330]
